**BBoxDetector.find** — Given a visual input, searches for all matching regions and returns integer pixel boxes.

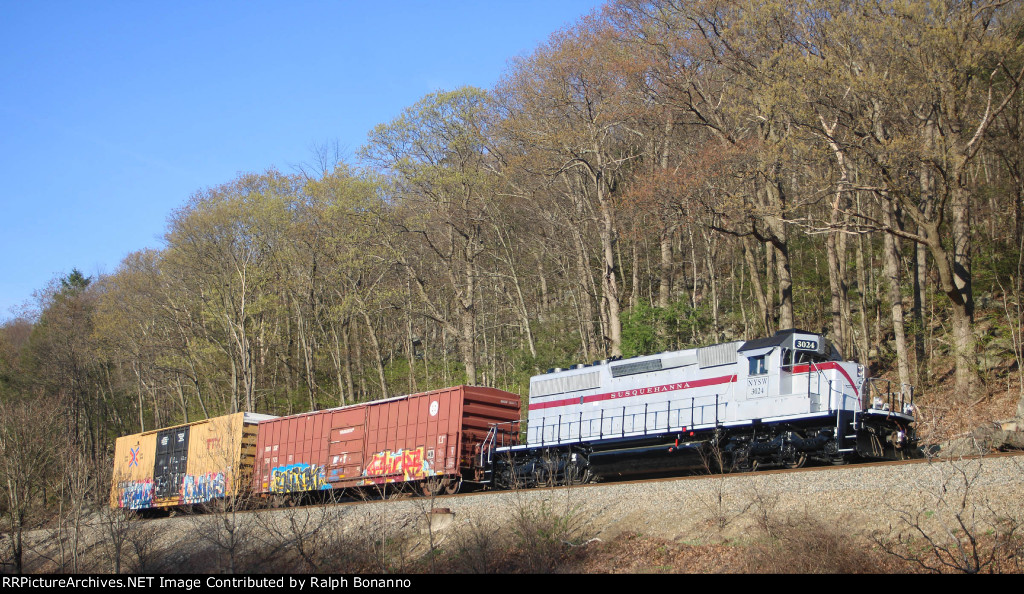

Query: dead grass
[871,531,1024,574]
[740,513,901,573]
[570,532,746,573]
[911,378,1020,447]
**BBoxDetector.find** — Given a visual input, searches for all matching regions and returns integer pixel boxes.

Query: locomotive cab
[737,329,859,419]
[737,329,916,461]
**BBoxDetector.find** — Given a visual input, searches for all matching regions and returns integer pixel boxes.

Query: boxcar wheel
[422,477,449,497]
[444,477,462,495]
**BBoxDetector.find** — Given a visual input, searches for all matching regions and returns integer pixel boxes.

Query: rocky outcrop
[974,420,1024,451]
[937,420,1024,458]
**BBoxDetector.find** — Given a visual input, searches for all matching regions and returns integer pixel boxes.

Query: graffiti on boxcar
[362,446,434,481]
[118,479,154,509]
[270,463,330,493]
[123,441,144,469]
[180,472,228,504]
[128,445,141,468]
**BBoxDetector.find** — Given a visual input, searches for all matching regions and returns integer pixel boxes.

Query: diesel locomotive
[484,328,917,488]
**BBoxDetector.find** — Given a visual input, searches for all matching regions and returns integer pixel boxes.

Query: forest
[1,0,1023,572]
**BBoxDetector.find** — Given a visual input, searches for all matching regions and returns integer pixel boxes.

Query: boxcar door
[153,426,189,503]
[327,424,365,487]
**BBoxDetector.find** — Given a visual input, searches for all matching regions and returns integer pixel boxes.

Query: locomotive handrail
[515,367,911,451]
[864,378,915,415]
[518,396,729,447]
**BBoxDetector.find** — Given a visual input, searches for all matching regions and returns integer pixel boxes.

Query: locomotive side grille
[697,341,743,368]
[662,354,698,369]
[531,370,601,398]
[610,359,663,377]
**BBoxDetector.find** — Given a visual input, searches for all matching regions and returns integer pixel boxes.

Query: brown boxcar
[110,412,275,510]
[253,385,521,495]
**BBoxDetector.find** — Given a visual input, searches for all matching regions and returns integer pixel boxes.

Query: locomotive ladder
[807,364,856,454]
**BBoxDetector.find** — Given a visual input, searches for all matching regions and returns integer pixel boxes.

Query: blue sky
[0,1,604,320]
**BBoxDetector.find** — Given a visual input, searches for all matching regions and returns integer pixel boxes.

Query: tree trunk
[764,181,794,331]
[659,230,673,310]
[766,242,777,328]
[883,203,913,395]
[536,258,550,321]
[951,185,977,394]
[854,217,872,365]
[459,255,478,386]
[597,186,623,357]
[574,228,597,358]
[357,308,389,400]
[743,237,771,335]
[826,216,847,352]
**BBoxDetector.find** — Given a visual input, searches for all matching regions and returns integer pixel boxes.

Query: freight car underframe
[486,403,916,489]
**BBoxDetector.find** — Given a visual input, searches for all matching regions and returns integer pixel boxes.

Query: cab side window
[794,350,826,365]
[749,355,767,376]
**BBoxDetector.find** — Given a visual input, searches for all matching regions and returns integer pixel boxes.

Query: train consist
[110,329,917,510]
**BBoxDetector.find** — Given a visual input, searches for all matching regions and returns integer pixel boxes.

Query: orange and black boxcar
[110,412,275,510]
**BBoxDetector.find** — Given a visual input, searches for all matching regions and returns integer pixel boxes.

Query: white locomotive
[486,329,916,486]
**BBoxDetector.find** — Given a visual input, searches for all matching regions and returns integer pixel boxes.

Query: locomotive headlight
[857,364,865,378]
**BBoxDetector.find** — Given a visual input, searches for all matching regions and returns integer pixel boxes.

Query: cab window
[749,355,767,375]
[794,350,826,365]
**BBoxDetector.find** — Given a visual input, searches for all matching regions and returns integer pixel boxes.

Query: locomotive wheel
[735,457,758,473]
[498,468,515,491]
[784,453,807,469]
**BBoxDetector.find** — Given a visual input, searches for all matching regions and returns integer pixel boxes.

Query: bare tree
[181,420,261,573]
[348,484,417,574]
[251,500,341,573]
[97,505,141,574]
[451,515,505,573]
[693,436,752,536]
[0,397,68,574]
[871,456,1022,573]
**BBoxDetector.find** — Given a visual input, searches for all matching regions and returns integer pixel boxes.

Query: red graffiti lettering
[362,446,433,482]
